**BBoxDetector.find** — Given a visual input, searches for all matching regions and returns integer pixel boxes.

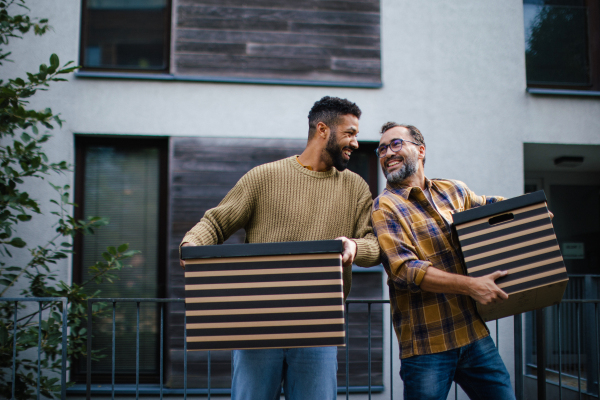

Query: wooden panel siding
[173,0,381,84]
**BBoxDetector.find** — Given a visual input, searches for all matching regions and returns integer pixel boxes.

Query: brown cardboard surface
[453,193,568,321]
[183,242,345,351]
[476,279,569,321]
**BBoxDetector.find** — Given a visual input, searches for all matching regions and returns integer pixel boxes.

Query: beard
[325,129,350,171]
[384,151,418,185]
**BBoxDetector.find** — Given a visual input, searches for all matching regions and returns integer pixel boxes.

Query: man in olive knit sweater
[180,96,380,400]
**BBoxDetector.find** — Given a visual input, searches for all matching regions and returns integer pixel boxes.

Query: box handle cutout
[488,213,514,226]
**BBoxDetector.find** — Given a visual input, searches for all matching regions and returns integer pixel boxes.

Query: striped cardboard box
[181,240,345,351]
[452,190,568,321]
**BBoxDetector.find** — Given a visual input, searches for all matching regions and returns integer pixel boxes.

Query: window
[79,0,381,86]
[523,0,600,90]
[80,0,171,72]
[72,136,168,383]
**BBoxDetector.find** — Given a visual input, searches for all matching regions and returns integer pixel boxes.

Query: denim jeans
[400,336,516,400]
[231,346,338,400]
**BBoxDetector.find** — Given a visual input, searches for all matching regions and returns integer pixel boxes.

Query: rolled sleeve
[461,181,504,209]
[372,209,431,292]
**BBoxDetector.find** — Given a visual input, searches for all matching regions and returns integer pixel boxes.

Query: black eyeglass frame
[375,138,422,158]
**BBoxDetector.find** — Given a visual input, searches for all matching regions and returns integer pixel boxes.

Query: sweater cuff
[179,235,198,258]
[353,237,381,267]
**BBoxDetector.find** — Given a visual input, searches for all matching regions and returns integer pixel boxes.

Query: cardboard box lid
[181,240,343,259]
[452,190,547,226]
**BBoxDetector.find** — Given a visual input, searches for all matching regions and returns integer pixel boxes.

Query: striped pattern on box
[184,252,345,351]
[455,201,567,296]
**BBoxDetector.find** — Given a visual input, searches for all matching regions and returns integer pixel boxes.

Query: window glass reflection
[523,0,590,86]
[83,0,169,71]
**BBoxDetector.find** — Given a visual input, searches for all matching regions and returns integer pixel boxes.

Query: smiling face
[324,114,359,171]
[379,126,424,185]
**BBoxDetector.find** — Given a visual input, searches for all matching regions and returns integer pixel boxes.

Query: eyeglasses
[375,138,422,158]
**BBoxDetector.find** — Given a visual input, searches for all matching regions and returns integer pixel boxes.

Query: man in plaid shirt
[371,122,516,400]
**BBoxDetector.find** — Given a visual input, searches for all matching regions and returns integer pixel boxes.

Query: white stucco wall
[2,0,599,397]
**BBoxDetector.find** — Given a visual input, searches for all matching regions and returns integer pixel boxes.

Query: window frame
[76,0,383,88]
[79,0,172,74]
[524,0,600,91]
[72,135,170,383]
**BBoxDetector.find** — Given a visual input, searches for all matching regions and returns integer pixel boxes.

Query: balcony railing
[2,297,69,400]
[3,296,599,399]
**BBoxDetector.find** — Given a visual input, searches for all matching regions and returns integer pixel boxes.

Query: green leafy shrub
[0,1,139,398]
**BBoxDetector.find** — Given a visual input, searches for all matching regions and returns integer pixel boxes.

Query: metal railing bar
[345,302,350,400]
[562,299,600,303]
[208,350,211,400]
[368,302,372,400]
[61,298,68,400]
[558,303,562,400]
[345,299,389,304]
[37,301,42,400]
[524,365,596,382]
[514,313,523,400]
[497,319,500,351]
[136,301,140,400]
[86,299,92,400]
[577,303,582,400]
[112,301,116,400]
[160,303,164,400]
[597,303,599,399]
[87,298,184,303]
[536,308,546,400]
[389,303,393,400]
[2,297,67,302]
[184,311,187,400]
[69,384,384,395]
[12,301,17,400]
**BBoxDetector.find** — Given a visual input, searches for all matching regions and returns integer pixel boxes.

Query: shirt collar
[386,177,433,199]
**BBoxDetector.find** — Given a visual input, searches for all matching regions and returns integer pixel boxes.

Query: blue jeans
[231,346,338,400]
[400,336,515,400]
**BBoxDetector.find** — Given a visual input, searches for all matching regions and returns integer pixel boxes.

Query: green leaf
[107,246,117,256]
[117,243,128,253]
[0,278,13,286]
[17,214,32,221]
[9,237,26,247]
[122,250,140,258]
[50,54,59,69]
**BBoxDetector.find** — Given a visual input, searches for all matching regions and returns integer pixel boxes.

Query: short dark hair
[380,122,426,165]
[307,96,361,139]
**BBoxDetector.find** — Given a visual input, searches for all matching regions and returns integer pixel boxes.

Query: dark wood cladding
[173,0,381,84]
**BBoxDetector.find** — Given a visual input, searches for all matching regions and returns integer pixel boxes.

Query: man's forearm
[420,266,509,305]
[419,266,471,295]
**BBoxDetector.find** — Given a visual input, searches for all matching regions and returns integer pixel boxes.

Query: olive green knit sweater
[181,156,381,299]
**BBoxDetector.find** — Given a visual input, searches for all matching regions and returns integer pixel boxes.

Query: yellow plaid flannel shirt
[372,178,503,359]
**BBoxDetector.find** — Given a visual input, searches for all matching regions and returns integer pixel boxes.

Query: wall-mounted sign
[562,243,585,260]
